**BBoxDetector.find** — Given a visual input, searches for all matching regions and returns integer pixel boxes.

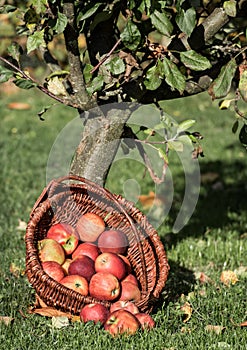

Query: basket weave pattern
[25,175,169,314]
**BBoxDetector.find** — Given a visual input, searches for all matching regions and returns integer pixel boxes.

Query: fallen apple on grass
[95,252,127,280]
[46,223,79,255]
[104,309,140,336]
[89,272,120,301]
[135,313,156,330]
[42,261,65,282]
[68,255,95,282]
[80,303,109,324]
[60,274,89,296]
[38,238,65,265]
[97,229,128,254]
[76,212,105,242]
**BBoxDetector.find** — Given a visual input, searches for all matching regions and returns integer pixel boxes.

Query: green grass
[0,88,246,350]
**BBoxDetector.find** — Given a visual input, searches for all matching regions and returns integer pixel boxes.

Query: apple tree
[0,0,247,185]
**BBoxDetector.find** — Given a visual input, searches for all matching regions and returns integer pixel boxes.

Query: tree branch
[63,1,95,110]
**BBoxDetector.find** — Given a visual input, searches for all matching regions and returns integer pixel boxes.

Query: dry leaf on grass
[194,272,213,284]
[9,263,25,278]
[205,325,226,334]
[180,302,193,323]
[16,219,27,231]
[220,270,238,286]
[230,318,247,327]
[52,316,70,329]
[0,316,14,325]
[138,191,165,209]
[7,102,31,110]
[28,306,74,319]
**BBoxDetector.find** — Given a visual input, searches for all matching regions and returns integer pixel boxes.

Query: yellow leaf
[0,316,14,325]
[180,302,193,323]
[205,325,226,334]
[29,306,73,319]
[220,270,238,286]
[138,191,165,209]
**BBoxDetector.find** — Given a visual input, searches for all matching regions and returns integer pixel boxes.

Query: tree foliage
[0,0,247,173]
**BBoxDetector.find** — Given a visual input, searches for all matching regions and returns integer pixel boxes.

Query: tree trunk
[70,105,133,186]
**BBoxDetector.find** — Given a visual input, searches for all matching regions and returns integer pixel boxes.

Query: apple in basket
[135,313,156,330]
[72,242,100,261]
[38,238,65,265]
[122,274,139,287]
[89,272,120,301]
[97,230,128,255]
[47,223,79,255]
[68,255,95,282]
[119,281,141,302]
[42,261,65,282]
[80,303,109,325]
[95,252,127,280]
[118,254,132,274]
[60,275,89,296]
[104,309,140,336]
[76,212,105,242]
[110,301,139,315]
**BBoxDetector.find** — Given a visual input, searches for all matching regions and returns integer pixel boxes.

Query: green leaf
[239,67,247,102]
[0,65,14,83]
[162,57,186,94]
[14,78,37,89]
[83,64,94,84]
[86,75,104,95]
[176,8,196,36]
[180,50,211,71]
[77,3,102,22]
[167,140,184,152]
[177,119,196,132]
[105,57,125,75]
[144,61,164,90]
[158,147,169,164]
[150,10,173,37]
[232,120,239,134]
[223,0,237,17]
[208,59,237,100]
[7,43,22,63]
[30,0,47,14]
[120,21,141,51]
[54,12,68,35]
[27,30,45,54]
[0,5,16,13]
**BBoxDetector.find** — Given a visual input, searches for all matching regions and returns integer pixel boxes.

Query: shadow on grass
[162,159,247,249]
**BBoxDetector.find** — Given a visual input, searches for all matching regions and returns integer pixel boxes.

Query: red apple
[110,300,139,315]
[89,272,120,301]
[68,255,95,282]
[104,309,140,336]
[97,230,128,254]
[42,261,65,282]
[118,254,132,274]
[119,281,141,302]
[38,238,65,265]
[95,252,127,280]
[62,258,72,275]
[76,212,105,242]
[80,303,109,324]
[135,313,156,330]
[60,274,88,296]
[122,274,139,287]
[72,242,100,261]
[47,223,79,255]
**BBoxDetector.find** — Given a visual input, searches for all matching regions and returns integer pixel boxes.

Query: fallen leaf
[205,325,226,334]
[234,265,247,278]
[28,306,73,319]
[0,316,14,325]
[16,219,27,231]
[138,191,165,209]
[9,263,25,278]
[240,321,247,327]
[230,318,247,327]
[180,302,193,323]
[194,272,213,284]
[52,316,70,329]
[7,102,31,110]
[220,270,238,286]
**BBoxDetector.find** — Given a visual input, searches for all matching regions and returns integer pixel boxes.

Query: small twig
[90,38,122,74]
[0,56,80,109]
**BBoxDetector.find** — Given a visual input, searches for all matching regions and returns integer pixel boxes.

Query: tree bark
[70,105,133,186]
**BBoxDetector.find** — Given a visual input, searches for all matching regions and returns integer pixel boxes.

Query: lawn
[0,86,246,350]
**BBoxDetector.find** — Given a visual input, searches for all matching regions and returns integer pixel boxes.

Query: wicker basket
[25,175,169,314]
